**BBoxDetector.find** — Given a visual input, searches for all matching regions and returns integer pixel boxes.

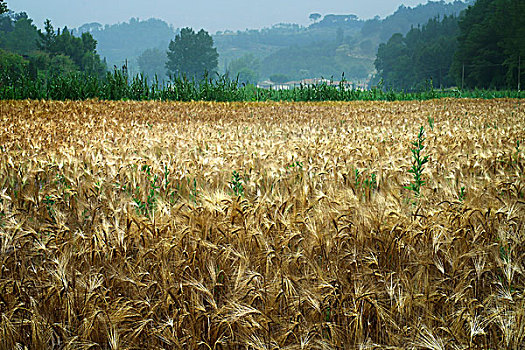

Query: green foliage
[0,14,40,55]
[354,168,361,189]
[405,127,429,197]
[227,54,259,84]
[286,161,303,170]
[0,49,30,86]
[361,1,470,42]
[351,168,378,200]
[43,195,56,222]
[137,47,167,83]
[375,15,459,90]
[451,0,525,89]
[458,186,466,202]
[0,1,7,15]
[38,22,106,78]
[36,19,54,52]
[166,27,218,79]
[230,171,244,197]
[129,165,161,217]
[235,68,258,86]
[25,50,79,78]
[0,11,106,79]
[364,173,377,191]
[1,67,524,101]
[50,54,78,76]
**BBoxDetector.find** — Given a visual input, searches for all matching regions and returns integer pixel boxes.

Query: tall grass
[1,70,524,101]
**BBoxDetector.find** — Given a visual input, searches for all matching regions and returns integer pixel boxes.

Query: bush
[0,49,29,86]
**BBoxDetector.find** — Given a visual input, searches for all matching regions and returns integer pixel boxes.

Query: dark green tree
[0,11,106,78]
[451,0,525,89]
[38,19,56,52]
[0,0,7,14]
[500,0,525,89]
[48,54,78,76]
[2,15,40,55]
[375,33,412,89]
[374,15,459,90]
[38,22,106,77]
[0,49,29,86]
[166,27,218,79]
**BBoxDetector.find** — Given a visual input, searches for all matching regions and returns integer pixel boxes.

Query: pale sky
[6,0,455,32]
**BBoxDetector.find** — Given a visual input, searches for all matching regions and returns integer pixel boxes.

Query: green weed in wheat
[405,126,429,197]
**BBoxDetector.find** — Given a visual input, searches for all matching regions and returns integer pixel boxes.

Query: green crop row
[1,70,524,101]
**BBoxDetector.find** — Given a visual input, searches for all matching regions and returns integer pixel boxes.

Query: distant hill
[73,0,472,82]
[360,0,473,42]
[309,14,363,30]
[215,0,472,81]
[73,18,176,76]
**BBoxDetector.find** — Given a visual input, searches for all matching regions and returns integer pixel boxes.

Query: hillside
[73,0,472,83]
[215,0,472,82]
[73,18,176,78]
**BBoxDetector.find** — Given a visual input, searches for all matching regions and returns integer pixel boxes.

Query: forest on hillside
[0,8,106,85]
[374,0,524,90]
[69,0,471,83]
[215,0,471,82]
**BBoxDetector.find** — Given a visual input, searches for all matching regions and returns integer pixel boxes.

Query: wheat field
[0,99,524,349]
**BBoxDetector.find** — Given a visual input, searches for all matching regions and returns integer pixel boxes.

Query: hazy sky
[7,0,451,33]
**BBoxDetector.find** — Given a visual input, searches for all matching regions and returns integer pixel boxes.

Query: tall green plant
[405,126,429,197]
[230,171,244,197]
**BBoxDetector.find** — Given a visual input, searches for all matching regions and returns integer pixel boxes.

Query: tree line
[0,3,106,83]
[374,0,525,90]
[0,0,219,87]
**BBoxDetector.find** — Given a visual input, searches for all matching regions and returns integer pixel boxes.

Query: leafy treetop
[166,27,218,79]
[451,0,525,89]
[309,13,322,23]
